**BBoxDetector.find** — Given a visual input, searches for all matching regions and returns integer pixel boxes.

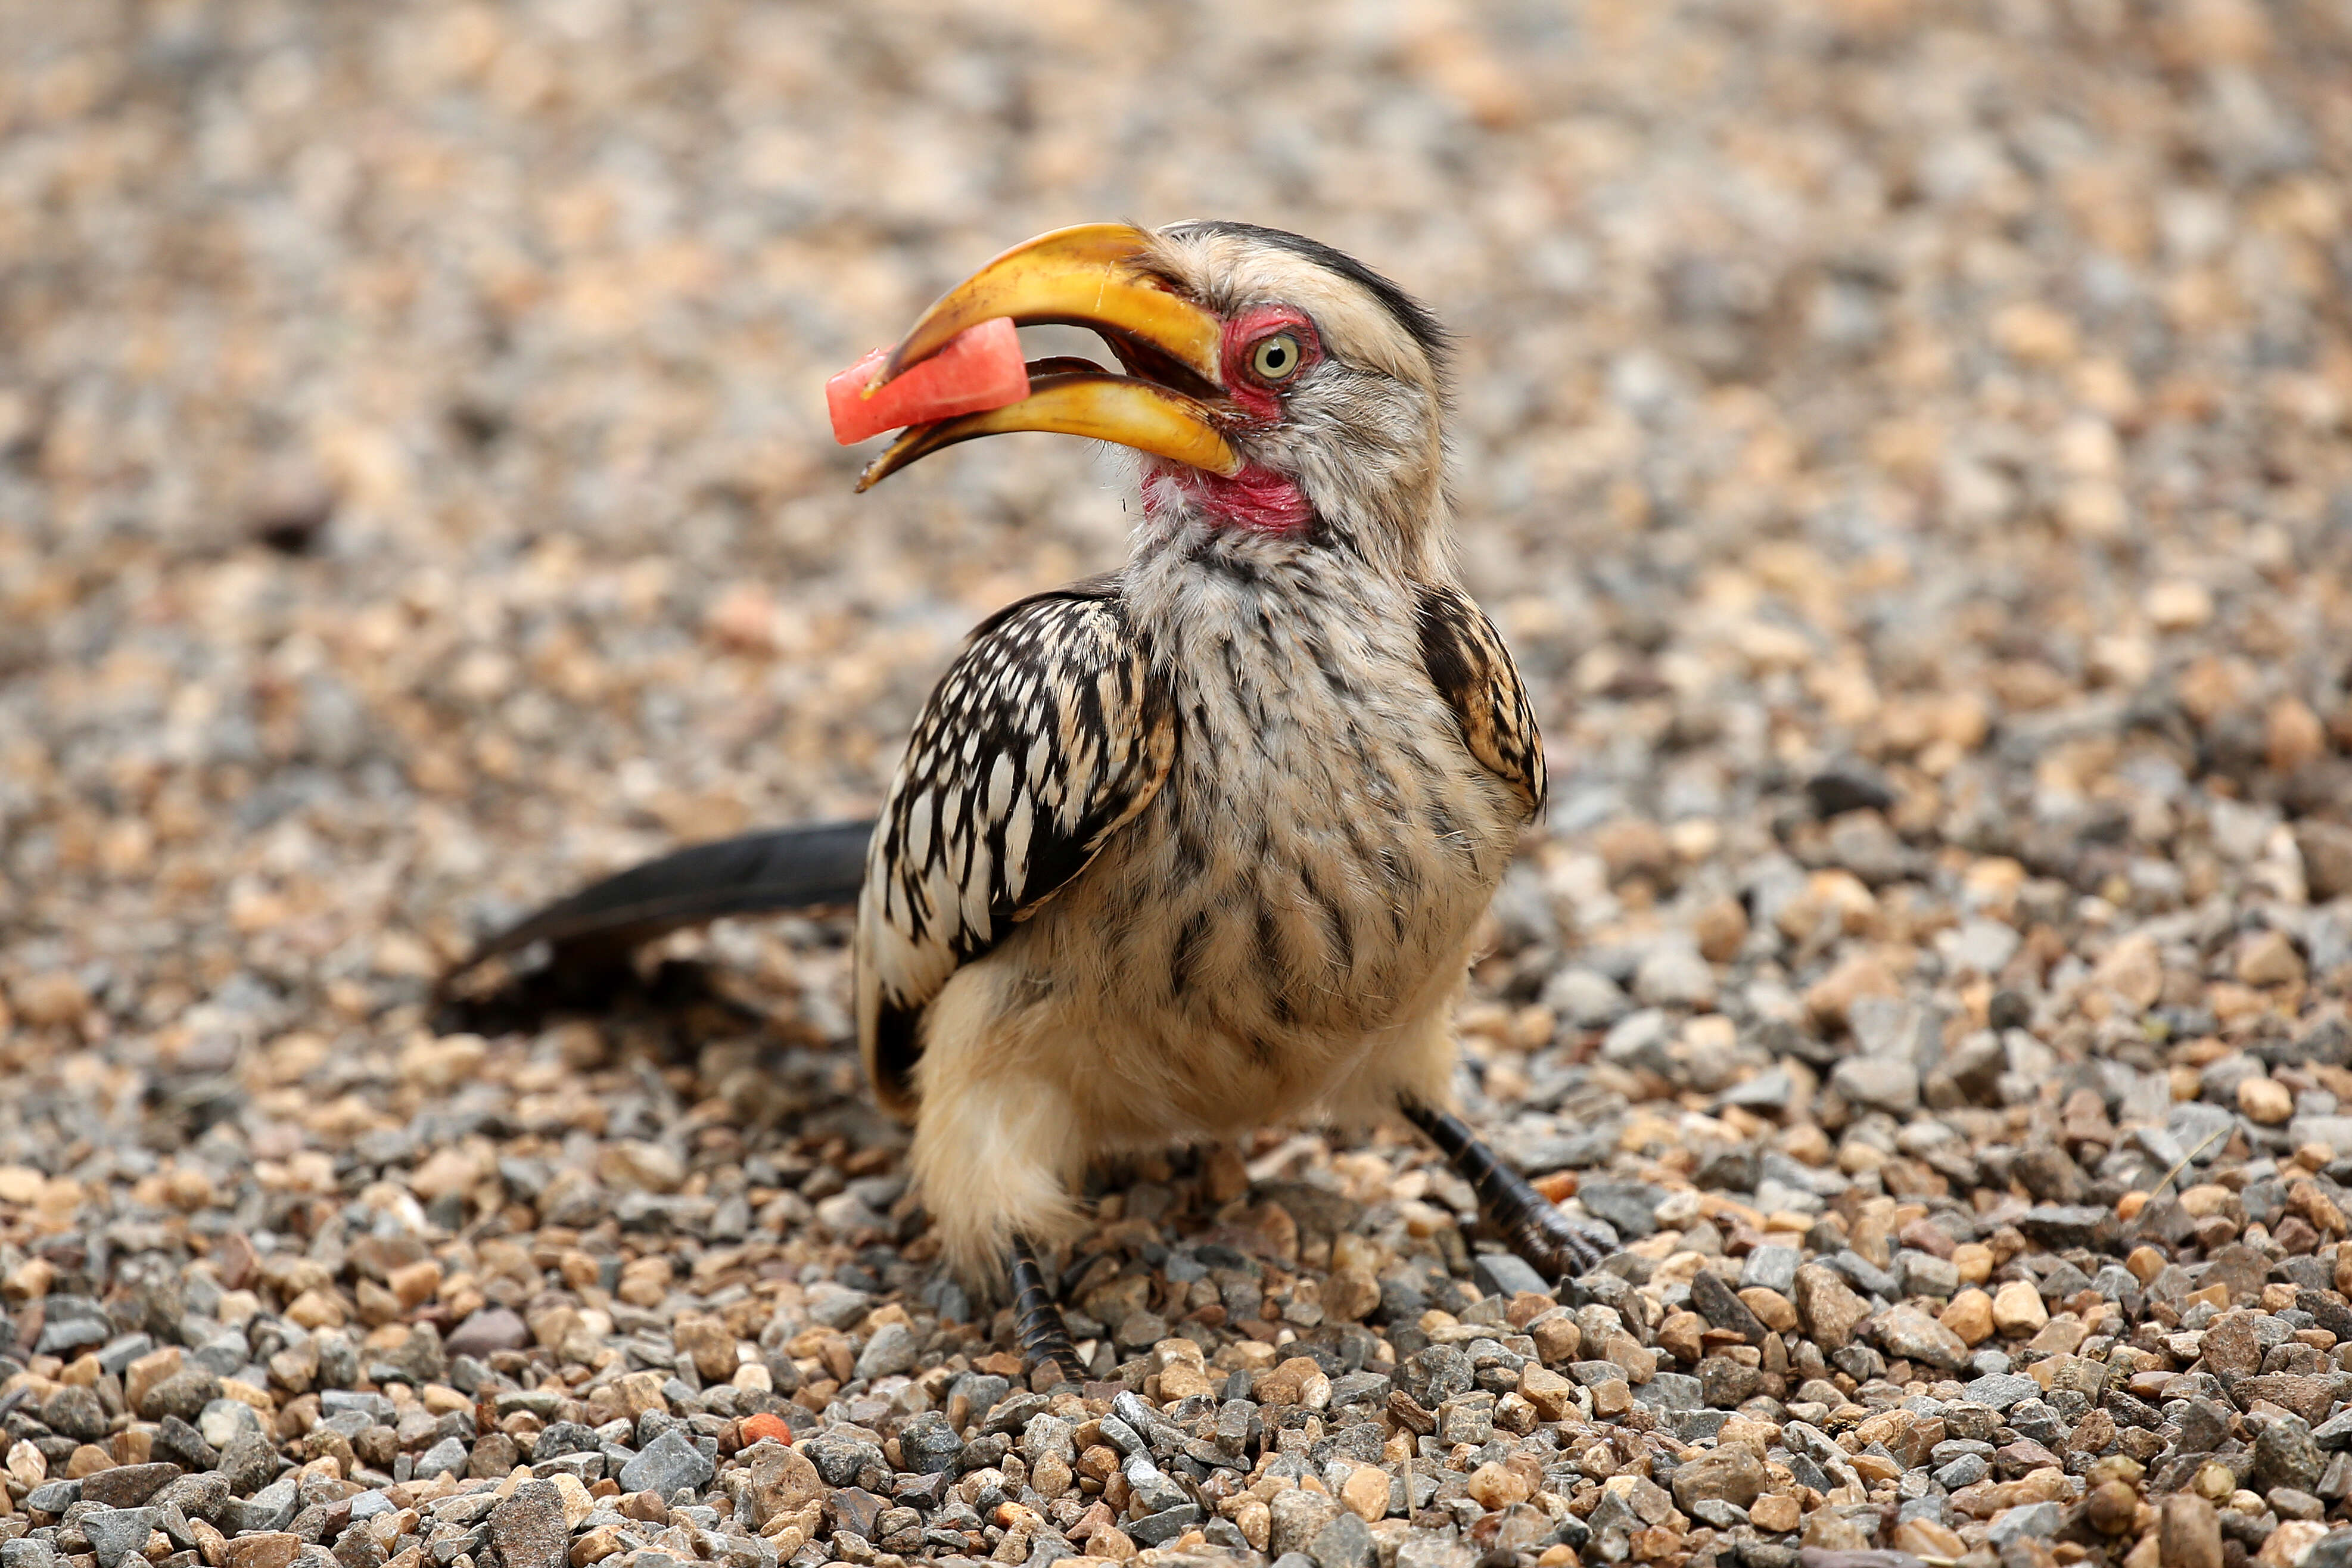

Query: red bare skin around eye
[1138,304,1321,535]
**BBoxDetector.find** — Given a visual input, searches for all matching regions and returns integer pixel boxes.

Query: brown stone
[224,1535,301,1568]
[2238,931,2305,989]
[1466,1461,1532,1511]
[2239,1077,2294,1124]
[1739,1287,1797,1332]
[125,1348,184,1417]
[612,1370,669,1418]
[671,1314,739,1383]
[1876,1305,1971,1369]
[2160,1494,2221,1568]
[1519,1365,1578,1423]
[1252,1356,1325,1405]
[2200,1313,2261,1380]
[1801,1508,1873,1550]
[1527,1309,1582,1364]
[1667,1445,1764,1511]
[1793,1264,1871,1351]
[2087,1482,2139,1535]
[1749,1494,1800,1533]
[1897,1520,1968,1558]
[745,1441,825,1526]
[386,1261,443,1311]
[1992,1280,2048,1334]
[1340,1463,1389,1522]
[1656,1311,1707,1363]
[77,1461,181,1508]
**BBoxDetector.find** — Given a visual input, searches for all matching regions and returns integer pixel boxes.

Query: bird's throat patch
[1144,461,1314,537]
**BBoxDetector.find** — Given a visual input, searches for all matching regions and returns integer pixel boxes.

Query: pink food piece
[826,316,1030,445]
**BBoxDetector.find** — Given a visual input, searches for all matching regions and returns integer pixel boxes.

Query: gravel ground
[5,6,2352,1568]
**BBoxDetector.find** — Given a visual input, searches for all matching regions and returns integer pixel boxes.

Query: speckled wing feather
[1417,583,1545,820]
[857,575,1175,1114]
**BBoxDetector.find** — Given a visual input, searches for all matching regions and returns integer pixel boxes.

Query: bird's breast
[1002,559,1522,1125]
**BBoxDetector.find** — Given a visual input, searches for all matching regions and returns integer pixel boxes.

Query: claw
[1009,1237,1082,1385]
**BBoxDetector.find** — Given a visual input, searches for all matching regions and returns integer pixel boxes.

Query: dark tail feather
[439,819,874,995]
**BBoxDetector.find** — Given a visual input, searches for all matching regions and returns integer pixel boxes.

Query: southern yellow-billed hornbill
[448,221,1613,1380]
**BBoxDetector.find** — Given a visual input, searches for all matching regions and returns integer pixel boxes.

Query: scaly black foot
[1402,1101,1616,1284]
[1009,1237,1082,1386]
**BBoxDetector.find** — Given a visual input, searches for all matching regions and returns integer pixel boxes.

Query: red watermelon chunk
[826,316,1029,444]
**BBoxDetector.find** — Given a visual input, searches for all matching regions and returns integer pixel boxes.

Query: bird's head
[855,221,1451,577]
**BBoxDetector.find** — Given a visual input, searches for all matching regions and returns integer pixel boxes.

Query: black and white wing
[1417,583,1545,820]
[855,576,1175,1114]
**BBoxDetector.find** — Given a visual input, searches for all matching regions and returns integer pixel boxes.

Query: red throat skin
[1142,461,1313,536]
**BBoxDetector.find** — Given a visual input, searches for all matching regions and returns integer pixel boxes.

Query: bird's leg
[1008,1236,1083,1387]
[1400,1100,1615,1285]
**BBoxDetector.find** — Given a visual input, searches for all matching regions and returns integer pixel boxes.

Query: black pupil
[1264,341,1288,371]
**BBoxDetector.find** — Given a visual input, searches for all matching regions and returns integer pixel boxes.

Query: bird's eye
[1250,332,1303,383]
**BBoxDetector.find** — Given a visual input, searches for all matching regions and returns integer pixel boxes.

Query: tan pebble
[1340,1463,1389,1522]
[2161,1493,2222,1568]
[284,1289,347,1330]
[1656,1310,1707,1363]
[1994,301,2079,365]
[2257,1520,2328,1568]
[1941,1289,1995,1345]
[2146,579,2213,631]
[596,1140,685,1194]
[1528,1310,1581,1364]
[4,1256,55,1301]
[1749,1494,1801,1534]
[2238,931,2305,990]
[546,1473,595,1529]
[387,1260,443,1310]
[2088,1481,2140,1535]
[1801,1507,1872,1550]
[123,1346,183,1415]
[1992,1279,2048,1334]
[1951,1242,1994,1283]
[1519,1365,1578,1422]
[2096,934,2164,1010]
[406,1147,483,1203]
[66,1444,115,1477]
[612,1370,669,1418]
[5,1440,45,1488]
[1804,951,1902,1031]
[2179,1184,2233,1219]
[1466,1461,1531,1511]
[1849,1452,1901,1482]
[2126,1245,2166,1284]
[222,1534,301,1568]
[10,972,91,1028]
[1230,1499,1269,1553]
[1591,1379,1632,1417]
[1323,1268,1380,1323]
[1895,1519,1967,1558]
[1157,1361,1216,1402]
[1779,1124,1834,1167]
[1738,1288,1797,1332]
[2267,697,2326,775]
[570,1526,624,1566]
[1693,897,1749,963]
[2238,1077,2293,1125]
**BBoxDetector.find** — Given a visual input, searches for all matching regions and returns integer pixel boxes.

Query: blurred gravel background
[5,2,2352,1567]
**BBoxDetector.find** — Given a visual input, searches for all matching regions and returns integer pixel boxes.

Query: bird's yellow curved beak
[854,223,1241,491]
